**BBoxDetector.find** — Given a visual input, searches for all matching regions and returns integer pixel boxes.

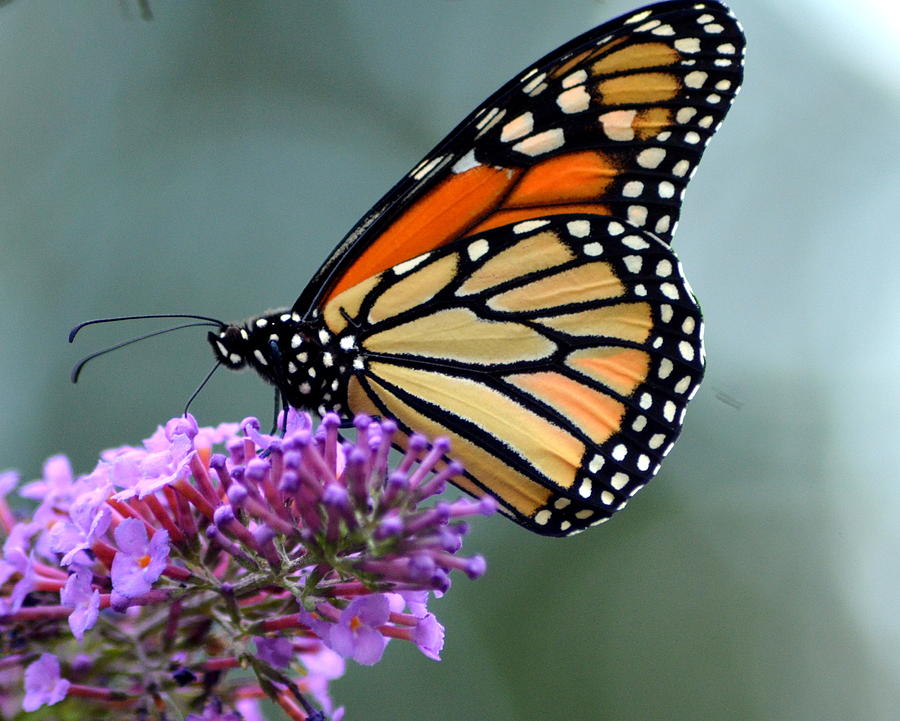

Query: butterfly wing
[293,1,744,535]
[294,0,744,317]
[322,214,703,535]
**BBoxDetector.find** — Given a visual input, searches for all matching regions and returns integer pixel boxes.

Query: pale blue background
[1,1,898,719]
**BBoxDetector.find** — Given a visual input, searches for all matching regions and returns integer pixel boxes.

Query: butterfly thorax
[207,309,354,415]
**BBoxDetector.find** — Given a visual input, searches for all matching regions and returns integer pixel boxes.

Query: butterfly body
[209,1,745,536]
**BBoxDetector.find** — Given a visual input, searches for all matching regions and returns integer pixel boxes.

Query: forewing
[295,0,744,316]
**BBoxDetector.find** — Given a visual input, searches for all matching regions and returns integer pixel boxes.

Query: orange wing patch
[567,346,651,396]
[503,151,620,208]
[325,165,521,302]
[505,370,626,449]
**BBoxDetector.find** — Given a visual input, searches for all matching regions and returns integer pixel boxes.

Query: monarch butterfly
[170,2,746,536]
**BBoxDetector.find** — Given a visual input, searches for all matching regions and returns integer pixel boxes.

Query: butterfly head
[208,310,348,413]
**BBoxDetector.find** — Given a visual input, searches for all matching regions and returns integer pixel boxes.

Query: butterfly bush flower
[0,410,492,720]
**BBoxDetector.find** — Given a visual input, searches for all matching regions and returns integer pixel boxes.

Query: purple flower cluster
[0,410,493,720]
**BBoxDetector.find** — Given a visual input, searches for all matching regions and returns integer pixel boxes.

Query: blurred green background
[2,1,898,719]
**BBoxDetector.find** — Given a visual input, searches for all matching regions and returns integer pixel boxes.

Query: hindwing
[322,215,704,535]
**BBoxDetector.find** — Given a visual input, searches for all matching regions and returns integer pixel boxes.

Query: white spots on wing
[649,433,666,450]
[635,19,661,32]
[410,154,444,180]
[299,381,312,394]
[578,477,592,498]
[612,444,627,461]
[672,159,691,177]
[632,415,647,432]
[639,392,653,409]
[655,215,671,234]
[704,23,725,34]
[589,454,604,473]
[607,221,625,236]
[513,219,550,234]
[339,335,357,351]
[554,497,571,510]
[255,318,268,328]
[676,107,697,124]
[685,70,708,88]
[656,259,673,277]
[513,128,565,156]
[394,254,430,275]
[253,349,267,366]
[675,37,701,53]
[651,24,675,36]
[718,43,736,55]
[583,242,603,256]
[698,115,714,128]
[534,509,551,526]
[352,357,365,370]
[696,13,715,23]
[682,316,696,334]
[637,147,666,169]
[521,71,547,95]
[657,130,672,142]
[715,58,732,67]
[685,131,702,144]
[679,340,695,361]
[279,313,291,322]
[675,375,692,394]
[567,219,590,238]
[476,107,506,138]
[627,205,648,227]
[239,328,249,340]
[623,255,643,273]
[626,9,652,23]
[611,472,629,490]
[634,284,647,296]
[623,180,644,198]
[660,304,673,323]
[287,361,297,374]
[663,400,677,422]
[658,358,673,379]
[322,352,334,367]
[706,93,722,104]
[601,490,615,505]
[467,238,489,261]
[622,234,650,251]
[637,454,651,471]
[557,85,591,114]
[562,69,587,88]
[451,148,480,174]
[599,109,637,142]
[716,79,732,91]
[291,334,302,349]
[660,282,680,300]
[501,112,534,142]
[658,181,676,198]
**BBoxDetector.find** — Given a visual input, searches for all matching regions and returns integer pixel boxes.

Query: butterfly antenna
[70,321,222,383]
[69,313,226,343]
[183,361,222,417]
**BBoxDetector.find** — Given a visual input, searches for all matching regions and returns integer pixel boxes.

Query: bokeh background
[2,1,898,719]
